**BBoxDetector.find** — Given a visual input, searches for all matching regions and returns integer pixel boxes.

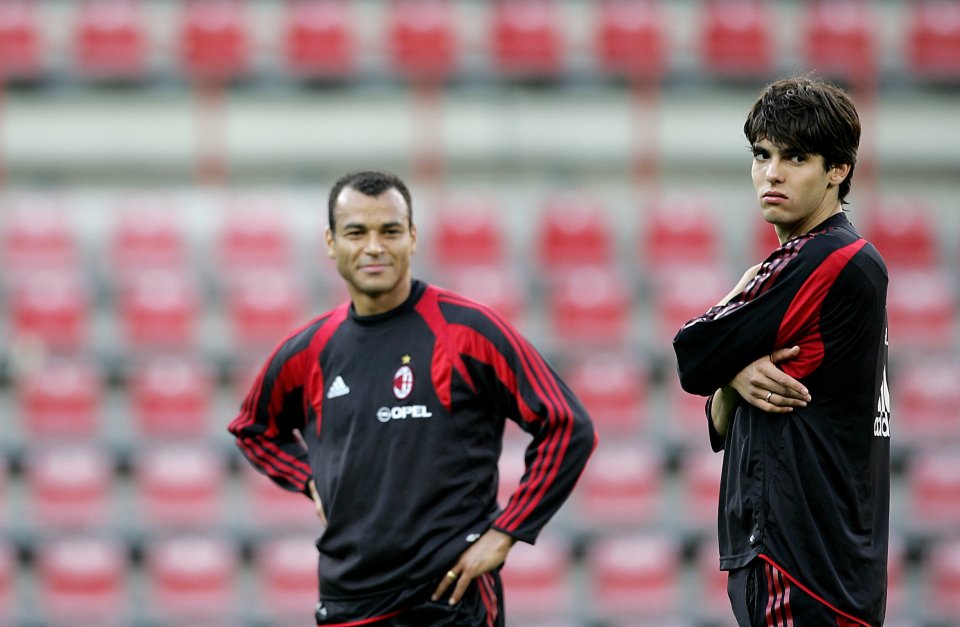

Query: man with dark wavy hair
[674,76,890,626]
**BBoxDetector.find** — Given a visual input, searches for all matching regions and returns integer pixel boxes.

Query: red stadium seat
[650,264,731,338]
[36,537,128,623]
[491,0,563,77]
[886,267,956,351]
[928,537,960,620]
[664,368,712,441]
[564,351,648,435]
[594,0,665,79]
[2,197,78,271]
[282,0,354,78]
[225,269,308,353]
[17,356,103,438]
[253,535,319,618]
[576,444,663,528]
[894,359,960,447]
[73,0,147,80]
[437,265,525,325]
[117,269,202,350]
[25,444,113,529]
[0,544,12,621]
[751,216,783,262]
[699,0,774,78]
[801,0,877,85]
[128,355,215,438]
[0,0,41,80]
[640,196,722,274]
[908,449,960,533]
[695,539,731,621]
[242,463,321,531]
[431,198,507,270]
[144,535,238,620]
[387,0,458,80]
[546,264,631,348]
[217,200,296,275]
[587,533,681,619]
[906,0,960,81]
[8,270,91,351]
[178,0,249,81]
[501,534,572,619]
[538,194,614,273]
[860,199,939,270]
[135,443,225,529]
[109,195,187,275]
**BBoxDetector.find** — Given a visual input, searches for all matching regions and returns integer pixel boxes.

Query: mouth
[762,191,788,204]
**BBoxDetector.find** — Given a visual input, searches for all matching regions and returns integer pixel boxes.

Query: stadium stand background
[0,0,958,625]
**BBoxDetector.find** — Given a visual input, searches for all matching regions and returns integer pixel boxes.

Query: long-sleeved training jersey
[229,280,596,614]
[673,213,890,626]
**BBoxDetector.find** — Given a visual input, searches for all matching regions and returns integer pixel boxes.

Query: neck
[777,202,843,244]
[350,279,413,316]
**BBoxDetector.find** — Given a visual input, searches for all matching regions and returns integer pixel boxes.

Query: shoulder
[427,284,512,330]
[269,303,351,366]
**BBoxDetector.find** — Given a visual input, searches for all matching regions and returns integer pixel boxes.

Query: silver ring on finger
[765,391,773,403]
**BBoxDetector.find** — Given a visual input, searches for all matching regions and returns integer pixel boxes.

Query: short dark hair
[327,170,413,231]
[744,75,861,204]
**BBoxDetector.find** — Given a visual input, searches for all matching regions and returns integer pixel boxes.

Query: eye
[789,154,807,164]
[752,149,769,161]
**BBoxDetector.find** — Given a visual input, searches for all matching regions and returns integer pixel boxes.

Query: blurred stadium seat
[73,0,147,80]
[253,534,319,620]
[664,369,712,441]
[801,0,877,85]
[694,539,733,623]
[216,199,296,276]
[387,0,458,80]
[0,543,11,622]
[116,268,202,350]
[640,196,722,274]
[491,0,563,78]
[699,0,774,78]
[650,263,730,338]
[224,269,308,353]
[0,0,41,80]
[8,270,91,351]
[751,216,782,262]
[128,354,215,438]
[430,198,507,270]
[545,264,631,348]
[594,0,665,80]
[586,532,681,619]
[894,358,960,448]
[680,446,722,529]
[437,264,526,325]
[282,0,354,79]
[2,196,78,271]
[908,448,960,534]
[135,442,226,529]
[241,462,322,531]
[17,355,103,438]
[928,537,960,621]
[906,0,960,81]
[178,0,249,81]
[563,350,648,435]
[501,534,572,619]
[538,194,614,272]
[25,443,113,529]
[576,442,664,529]
[36,536,128,624]
[885,267,956,351]
[860,199,939,270]
[144,535,238,621]
[108,195,188,276]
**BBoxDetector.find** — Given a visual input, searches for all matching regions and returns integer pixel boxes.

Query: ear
[828,163,851,187]
[325,227,336,259]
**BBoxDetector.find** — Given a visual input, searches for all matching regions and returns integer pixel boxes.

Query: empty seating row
[0,529,943,626]
[0,0,958,83]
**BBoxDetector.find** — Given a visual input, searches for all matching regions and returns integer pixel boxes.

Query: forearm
[710,385,739,438]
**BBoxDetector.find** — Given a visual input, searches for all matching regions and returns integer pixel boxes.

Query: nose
[363,232,385,254]
[765,157,784,183]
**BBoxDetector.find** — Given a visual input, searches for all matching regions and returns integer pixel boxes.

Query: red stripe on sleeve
[776,239,866,379]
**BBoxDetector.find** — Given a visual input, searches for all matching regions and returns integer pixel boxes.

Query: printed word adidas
[327,376,350,399]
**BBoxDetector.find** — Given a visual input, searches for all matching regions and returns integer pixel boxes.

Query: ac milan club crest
[393,355,414,399]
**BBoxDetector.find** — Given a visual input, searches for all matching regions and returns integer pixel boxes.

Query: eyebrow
[339,220,405,231]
